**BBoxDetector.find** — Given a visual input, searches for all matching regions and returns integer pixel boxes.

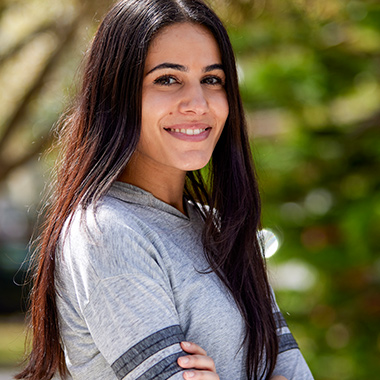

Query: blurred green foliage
[0,319,24,367]
[225,1,380,379]
[0,0,379,378]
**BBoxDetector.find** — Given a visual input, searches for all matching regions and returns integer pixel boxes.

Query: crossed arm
[178,341,288,380]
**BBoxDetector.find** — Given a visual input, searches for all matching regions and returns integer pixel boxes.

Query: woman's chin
[181,160,210,172]
[174,153,212,172]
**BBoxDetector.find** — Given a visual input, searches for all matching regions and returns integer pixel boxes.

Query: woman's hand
[178,341,219,379]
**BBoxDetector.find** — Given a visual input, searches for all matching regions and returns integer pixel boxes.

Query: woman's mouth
[164,128,209,135]
[164,126,212,141]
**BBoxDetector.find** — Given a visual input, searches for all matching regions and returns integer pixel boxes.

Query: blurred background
[0,0,379,379]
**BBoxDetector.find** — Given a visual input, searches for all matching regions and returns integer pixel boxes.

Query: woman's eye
[153,75,179,86]
[202,76,224,86]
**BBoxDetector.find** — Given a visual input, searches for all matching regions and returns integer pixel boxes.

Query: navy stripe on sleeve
[274,311,288,329]
[279,333,299,353]
[274,312,299,353]
[137,352,183,380]
[111,325,185,379]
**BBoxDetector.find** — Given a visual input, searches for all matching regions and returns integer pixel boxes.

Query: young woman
[16,1,314,379]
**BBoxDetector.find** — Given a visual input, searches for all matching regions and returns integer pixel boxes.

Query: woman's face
[136,22,229,174]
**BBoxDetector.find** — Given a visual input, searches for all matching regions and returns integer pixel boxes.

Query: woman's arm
[178,341,288,380]
[271,290,314,380]
[57,210,191,379]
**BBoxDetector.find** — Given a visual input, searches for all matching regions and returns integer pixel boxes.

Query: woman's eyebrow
[204,64,224,72]
[146,62,224,75]
[146,63,187,75]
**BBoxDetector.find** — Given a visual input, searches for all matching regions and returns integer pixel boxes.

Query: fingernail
[179,356,189,364]
[181,341,191,348]
[185,371,195,378]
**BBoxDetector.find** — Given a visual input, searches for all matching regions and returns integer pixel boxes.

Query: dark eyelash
[153,75,179,86]
[202,75,224,85]
[153,74,225,86]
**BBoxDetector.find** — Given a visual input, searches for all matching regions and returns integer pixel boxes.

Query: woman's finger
[177,354,216,372]
[180,341,207,356]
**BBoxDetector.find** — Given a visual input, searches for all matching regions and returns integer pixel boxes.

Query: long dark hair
[16,1,278,379]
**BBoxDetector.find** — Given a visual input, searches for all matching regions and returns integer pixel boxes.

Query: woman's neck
[118,153,187,215]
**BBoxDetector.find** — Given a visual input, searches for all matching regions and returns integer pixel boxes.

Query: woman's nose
[178,83,209,115]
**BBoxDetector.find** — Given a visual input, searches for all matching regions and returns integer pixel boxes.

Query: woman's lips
[166,127,206,135]
[164,125,211,141]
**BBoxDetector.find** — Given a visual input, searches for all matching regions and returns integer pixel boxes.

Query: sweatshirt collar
[108,181,194,221]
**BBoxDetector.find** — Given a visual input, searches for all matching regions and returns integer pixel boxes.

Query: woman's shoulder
[59,194,168,282]
[63,194,154,251]
[59,182,201,278]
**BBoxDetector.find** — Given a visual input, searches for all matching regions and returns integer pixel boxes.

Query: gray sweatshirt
[56,181,314,380]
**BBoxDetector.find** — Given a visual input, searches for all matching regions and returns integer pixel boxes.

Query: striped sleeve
[111,326,184,380]
[271,293,314,379]
[63,217,188,380]
[82,273,186,380]
[274,311,299,353]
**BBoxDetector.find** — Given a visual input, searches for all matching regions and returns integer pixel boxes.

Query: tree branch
[0,7,87,152]
[0,20,57,66]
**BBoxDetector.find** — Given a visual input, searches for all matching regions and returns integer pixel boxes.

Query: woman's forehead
[145,23,222,70]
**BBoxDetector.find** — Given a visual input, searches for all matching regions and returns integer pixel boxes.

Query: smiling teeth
[168,128,206,135]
